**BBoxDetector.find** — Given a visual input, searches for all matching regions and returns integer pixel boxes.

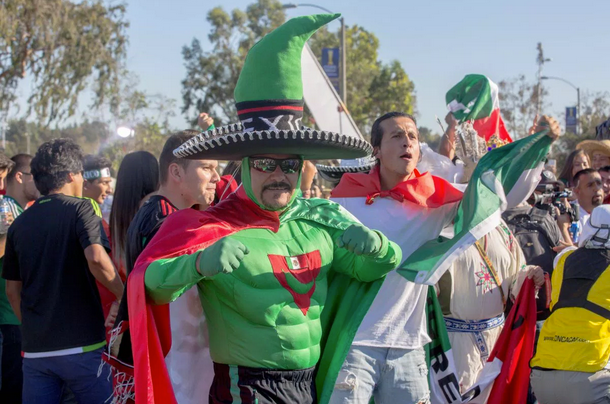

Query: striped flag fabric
[446,74,512,143]
[398,131,553,285]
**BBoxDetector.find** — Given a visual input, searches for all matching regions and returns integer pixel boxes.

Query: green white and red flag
[446,74,512,143]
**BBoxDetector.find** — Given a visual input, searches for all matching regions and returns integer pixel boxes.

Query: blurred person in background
[0,154,38,402]
[558,149,590,187]
[109,151,159,273]
[0,154,17,402]
[82,155,113,234]
[577,140,610,170]
[573,168,604,242]
[5,154,38,218]
[2,139,122,403]
[300,160,318,198]
[598,166,610,204]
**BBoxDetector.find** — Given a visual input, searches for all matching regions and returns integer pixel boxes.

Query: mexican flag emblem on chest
[268,251,322,315]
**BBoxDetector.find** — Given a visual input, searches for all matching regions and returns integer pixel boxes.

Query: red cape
[127,187,280,404]
[216,174,239,202]
[487,277,537,403]
[331,166,462,208]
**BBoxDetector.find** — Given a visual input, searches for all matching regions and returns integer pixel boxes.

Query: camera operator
[503,170,569,321]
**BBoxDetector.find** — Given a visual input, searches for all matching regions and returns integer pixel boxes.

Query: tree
[0,0,129,123]
[181,0,416,136]
[418,126,441,152]
[309,26,415,136]
[99,74,178,171]
[552,91,610,170]
[4,118,109,156]
[181,0,286,126]
[498,75,548,139]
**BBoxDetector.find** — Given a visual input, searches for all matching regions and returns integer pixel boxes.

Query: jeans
[22,347,112,404]
[0,324,23,403]
[329,345,430,404]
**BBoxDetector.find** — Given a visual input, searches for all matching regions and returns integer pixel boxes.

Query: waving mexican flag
[447,74,512,143]
[398,130,552,285]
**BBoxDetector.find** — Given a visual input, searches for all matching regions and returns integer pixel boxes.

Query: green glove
[196,237,249,277]
[336,224,382,256]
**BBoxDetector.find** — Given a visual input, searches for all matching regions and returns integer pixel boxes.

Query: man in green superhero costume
[128,13,402,404]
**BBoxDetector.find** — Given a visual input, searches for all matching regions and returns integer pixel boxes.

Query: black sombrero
[316,156,376,183]
[173,14,372,161]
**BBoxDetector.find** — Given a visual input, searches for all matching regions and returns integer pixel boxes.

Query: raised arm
[145,237,248,304]
[330,224,402,282]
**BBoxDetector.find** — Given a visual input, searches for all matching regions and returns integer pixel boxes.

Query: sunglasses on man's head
[249,158,303,174]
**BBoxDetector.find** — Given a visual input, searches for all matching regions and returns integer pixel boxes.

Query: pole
[536,43,544,116]
[577,87,581,136]
[340,17,347,107]
[26,132,30,154]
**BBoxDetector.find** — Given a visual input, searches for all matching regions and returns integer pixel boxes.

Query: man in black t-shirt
[107,130,220,402]
[2,139,124,404]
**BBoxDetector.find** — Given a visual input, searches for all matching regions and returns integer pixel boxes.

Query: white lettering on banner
[429,346,463,404]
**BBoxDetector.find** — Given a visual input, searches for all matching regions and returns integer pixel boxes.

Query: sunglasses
[250,158,302,174]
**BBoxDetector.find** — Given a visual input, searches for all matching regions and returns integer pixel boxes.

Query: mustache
[263,181,291,191]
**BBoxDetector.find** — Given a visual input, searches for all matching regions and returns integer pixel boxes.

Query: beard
[260,181,293,210]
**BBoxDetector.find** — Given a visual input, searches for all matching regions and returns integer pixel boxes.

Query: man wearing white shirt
[573,168,604,242]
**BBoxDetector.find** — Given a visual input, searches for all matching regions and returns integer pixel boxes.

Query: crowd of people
[0,12,609,404]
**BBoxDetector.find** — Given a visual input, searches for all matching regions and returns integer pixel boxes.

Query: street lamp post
[282,3,347,107]
[541,76,581,135]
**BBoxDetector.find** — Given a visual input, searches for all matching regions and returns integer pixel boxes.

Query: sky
[13,0,610,134]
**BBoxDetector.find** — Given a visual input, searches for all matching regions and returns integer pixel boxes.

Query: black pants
[210,362,317,404]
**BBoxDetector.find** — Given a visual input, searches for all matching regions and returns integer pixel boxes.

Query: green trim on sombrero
[234,13,340,103]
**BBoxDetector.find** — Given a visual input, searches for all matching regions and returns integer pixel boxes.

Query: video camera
[530,183,579,221]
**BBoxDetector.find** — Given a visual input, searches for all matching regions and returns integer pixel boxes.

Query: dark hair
[159,130,199,184]
[573,168,599,187]
[222,161,242,185]
[7,153,31,184]
[110,151,159,268]
[599,165,610,174]
[370,112,419,165]
[31,139,83,195]
[370,112,417,148]
[558,149,590,187]
[83,154,112,180]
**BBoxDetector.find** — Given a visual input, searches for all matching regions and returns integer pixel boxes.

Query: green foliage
[101,119,169,173]
[4,72,179,173]
[498,74,549,139]
[181,0,416,136]
[553,91,610,171]
[309,26,415,137]
[4,118,109,156]
[181,0,286,126]
[0,0,129,123]
[418,126,441,152]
